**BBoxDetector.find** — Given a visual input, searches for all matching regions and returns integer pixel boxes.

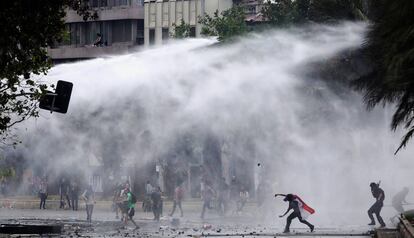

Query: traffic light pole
[46,92,58,114]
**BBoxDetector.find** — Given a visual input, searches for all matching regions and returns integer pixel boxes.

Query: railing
[399,216,414,238]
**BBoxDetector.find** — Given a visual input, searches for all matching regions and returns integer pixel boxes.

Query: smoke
[6,22,414,226]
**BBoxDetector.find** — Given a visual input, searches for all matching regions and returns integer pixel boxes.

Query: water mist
[7,22,414,228]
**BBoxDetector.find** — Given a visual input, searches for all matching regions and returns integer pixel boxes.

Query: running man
[368,182,386,228]
[276,194,315,233]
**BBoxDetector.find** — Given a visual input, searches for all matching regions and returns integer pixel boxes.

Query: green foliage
[261,0,299,26]
[307,0,367,22]
[0,167,15,180]
[199,6,247,42]
[0,1,96,140]
[354,0,414,153]
[261,0,367,26]
[172,19,192,39]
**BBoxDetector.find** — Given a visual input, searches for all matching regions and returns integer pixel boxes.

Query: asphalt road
[0,207,377,237]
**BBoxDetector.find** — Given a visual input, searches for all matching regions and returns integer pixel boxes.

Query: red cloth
[293,195,315,214]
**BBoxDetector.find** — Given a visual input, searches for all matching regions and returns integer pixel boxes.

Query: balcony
[47,43,139,60]
[65,5,144,22]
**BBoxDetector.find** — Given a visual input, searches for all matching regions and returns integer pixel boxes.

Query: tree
[307,0,367,22]
[354,0,414,153]
[261,0,367,26]
[172,19,192,39]
[261,0,298,26]
[199,6,248,42]
[0,1,96,141]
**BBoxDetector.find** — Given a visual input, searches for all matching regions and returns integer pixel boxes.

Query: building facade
[48,0,145,62]
[143,0,233,46]
[237,0,264,22]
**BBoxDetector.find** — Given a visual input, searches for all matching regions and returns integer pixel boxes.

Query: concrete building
[48,0,145,62]
[143,0,233,46]
[234,0,264,23]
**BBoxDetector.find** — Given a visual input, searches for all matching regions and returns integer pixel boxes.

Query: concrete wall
[48,43,138,60]
[144,0,233,46]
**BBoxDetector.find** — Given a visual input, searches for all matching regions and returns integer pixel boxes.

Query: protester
[200,181,215,219]
[170,182,184,217]
[229,176,240,212]
[392,187,410,214]
[368,182,386,227]
[38,179,47,209]
[217,177,229,216]
[59,178,71,209]
[119,182,131,222]
[112,183,123,219]
[151,186,163,221]
[70,182,79,211]
[143,181,153,212]
[120,187,139,229]
[276,193,315,233]
[82,185,95,223]
[237,186,249,213]
[391,187,410,223]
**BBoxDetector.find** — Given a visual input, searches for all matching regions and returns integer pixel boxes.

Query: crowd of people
[4,175,410,232]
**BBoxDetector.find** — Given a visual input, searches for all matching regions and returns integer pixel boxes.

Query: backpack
[130,192,137,204]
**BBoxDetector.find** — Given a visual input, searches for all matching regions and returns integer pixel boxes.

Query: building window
[190,27,196,37]
[136,19,144,45]
[108,0,130,7]
[162,28,169,42]
[90,0,108,8]
[112,20,132,43]
[149,29,155,45]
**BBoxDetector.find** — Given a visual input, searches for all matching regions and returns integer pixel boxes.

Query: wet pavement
[0,208,375,237]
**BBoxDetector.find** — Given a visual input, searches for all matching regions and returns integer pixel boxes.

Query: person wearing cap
[368,182,386,227]
[277,193,314,233]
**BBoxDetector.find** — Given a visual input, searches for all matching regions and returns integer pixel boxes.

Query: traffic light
[39,80,73,113]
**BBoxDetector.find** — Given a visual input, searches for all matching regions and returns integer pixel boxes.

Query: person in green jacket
[123,188,139,230]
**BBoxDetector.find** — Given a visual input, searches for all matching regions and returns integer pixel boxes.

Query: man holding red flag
[276,193,315,233]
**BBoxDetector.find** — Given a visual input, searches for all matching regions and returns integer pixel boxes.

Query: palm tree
[354,0,414,153]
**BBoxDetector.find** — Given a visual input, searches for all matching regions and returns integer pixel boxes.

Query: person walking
[39,179,47,209]
[200,181,215,219]
[151,186,163,221]
[123,188,140,230]
[143,181,153,212]
[237,186,249,213]
[391,187,410,223]
[82,185,95,223]
[368,182,386,227]
[276,194,315,233]
[170,182,184,217]
[70,182,79,211]
[217,177,229,216]
[112,183,123,219]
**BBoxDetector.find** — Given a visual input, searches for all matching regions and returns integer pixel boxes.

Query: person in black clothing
[217,177,229,216]
[39,179,47,209]
[279,194,314,233]
[70,182,80,211]
[93,33,103,47]
[151,186,163,221]
[59,178,71,209]
[368,182,386,227]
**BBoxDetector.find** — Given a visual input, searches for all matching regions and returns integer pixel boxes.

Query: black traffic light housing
[39,80,73,113]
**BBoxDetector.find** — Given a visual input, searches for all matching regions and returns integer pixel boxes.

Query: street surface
[0,207,375,237]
